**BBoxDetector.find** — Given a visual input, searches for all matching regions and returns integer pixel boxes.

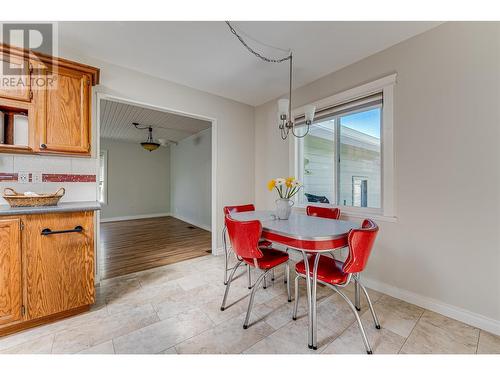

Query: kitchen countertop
[0,201,101,216]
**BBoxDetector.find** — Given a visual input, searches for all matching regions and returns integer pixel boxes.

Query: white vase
[275,198,294,220]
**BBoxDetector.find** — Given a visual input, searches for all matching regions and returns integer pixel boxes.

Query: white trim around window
[99,149,108,205]
[289,73,397,221]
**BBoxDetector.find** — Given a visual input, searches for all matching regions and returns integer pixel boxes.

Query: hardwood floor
[99,216,211,280]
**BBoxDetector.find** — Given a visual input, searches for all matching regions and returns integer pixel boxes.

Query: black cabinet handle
[40,143,47,149]
[41,226,84,236]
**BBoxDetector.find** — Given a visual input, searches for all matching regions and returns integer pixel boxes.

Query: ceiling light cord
[225,21,292,63]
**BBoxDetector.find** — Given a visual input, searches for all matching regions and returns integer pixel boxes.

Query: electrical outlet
[18,171,29,184]
[32,172,43,184]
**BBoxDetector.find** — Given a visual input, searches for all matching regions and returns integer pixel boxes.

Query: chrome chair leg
[247,264,252,289]
[263,275,267,289]
[285,262,291,302]
[354,275,361,311]
[271,269,275,281]
[243,270,270,329]
[220,260,242,311]
[222,226,229,285]
[284,248,289,284]
[311,254,321,350]
[359,282,380,329]
[292,275,300,319]
[334,287,373,354]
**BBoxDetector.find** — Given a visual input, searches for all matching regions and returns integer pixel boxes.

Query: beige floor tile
[401,310,479,354]
[106,280,182,315]
[322,321,406,354]
[1,254,488,355]
[0,307,109,352]
[477,331,500,354]
[0,334,54,354]
[175,312,275,354]
[52,304,160,353]
[160,346,178,354]
[78,340,115,354]
[243,316,335,354]
[113,308,214,354]
[364,295,424,338]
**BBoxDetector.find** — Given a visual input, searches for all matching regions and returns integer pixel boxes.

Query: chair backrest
[224,215,263,259]
[223,204,255,216]
[343,219,379,274]
[306,205,341,220]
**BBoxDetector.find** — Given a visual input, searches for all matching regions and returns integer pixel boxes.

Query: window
[293,74,396,217]
[98,150,107,204]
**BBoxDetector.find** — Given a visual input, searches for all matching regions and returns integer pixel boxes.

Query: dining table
[230,210,360,350]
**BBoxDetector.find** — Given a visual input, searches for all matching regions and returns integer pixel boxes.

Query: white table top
[231,210,360,241]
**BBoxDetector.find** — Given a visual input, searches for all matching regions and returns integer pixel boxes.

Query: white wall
[59,47,255,250]
[170,128,211,230]
[100,138,170,220]
[255,22,500,332]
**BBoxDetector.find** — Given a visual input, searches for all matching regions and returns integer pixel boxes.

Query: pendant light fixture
[133,122,161,152]
[226,21,315,140]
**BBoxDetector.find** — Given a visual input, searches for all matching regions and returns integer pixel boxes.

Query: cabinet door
[0,54,32,102]
[0,218,22,327]
[24,212,94,320]
[39,67,91,154]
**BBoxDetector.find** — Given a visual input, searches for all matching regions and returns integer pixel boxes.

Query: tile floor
[1,254,499,354]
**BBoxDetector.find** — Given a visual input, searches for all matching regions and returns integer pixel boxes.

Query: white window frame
[99,150,108,205]
[290,73,397,221]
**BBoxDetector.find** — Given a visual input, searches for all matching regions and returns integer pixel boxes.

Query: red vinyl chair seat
[295,255,349,285]
[242,247,289,270]
[259,240,272,247]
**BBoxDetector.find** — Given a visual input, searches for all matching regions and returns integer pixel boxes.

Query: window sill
[293,204,398,223]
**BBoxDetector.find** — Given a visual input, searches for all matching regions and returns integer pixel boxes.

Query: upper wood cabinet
[37,67,91,154]
[0,44,99,156]
[0,53,32,102]
[0,218,22,328]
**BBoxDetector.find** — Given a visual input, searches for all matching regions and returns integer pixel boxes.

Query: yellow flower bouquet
[267,177,302,219]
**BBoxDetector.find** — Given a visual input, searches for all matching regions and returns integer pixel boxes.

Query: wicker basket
[3,188,65,207]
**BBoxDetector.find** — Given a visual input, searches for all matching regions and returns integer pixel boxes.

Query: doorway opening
[96,96,215,280]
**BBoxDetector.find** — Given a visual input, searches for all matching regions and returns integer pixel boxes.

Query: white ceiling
[100,99,211,143]
[59,21,440,106]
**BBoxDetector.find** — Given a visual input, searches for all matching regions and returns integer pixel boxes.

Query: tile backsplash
[0,154,98,205]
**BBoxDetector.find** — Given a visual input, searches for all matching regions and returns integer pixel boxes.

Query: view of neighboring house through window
[298,98,381,210]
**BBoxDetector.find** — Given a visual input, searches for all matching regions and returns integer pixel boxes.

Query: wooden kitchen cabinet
[0,218,22,328]
[0,210,95,337]
[37,67,92,155]
[0,44,98,156]
[23,211,95,319]
[0,53,32,102]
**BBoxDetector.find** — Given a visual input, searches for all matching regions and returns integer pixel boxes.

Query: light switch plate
[18,171,29,184]
[32,172,43,184]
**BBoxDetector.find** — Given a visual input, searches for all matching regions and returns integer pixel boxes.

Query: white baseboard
[100,212,171,223]
[171,214,211,232]
[362,276,500,336]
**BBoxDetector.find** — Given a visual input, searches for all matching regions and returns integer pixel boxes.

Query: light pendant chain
[225,21,311,139]
[225,21,291,63]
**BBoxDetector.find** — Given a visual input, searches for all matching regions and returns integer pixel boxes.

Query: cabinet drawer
[23,211,94,319]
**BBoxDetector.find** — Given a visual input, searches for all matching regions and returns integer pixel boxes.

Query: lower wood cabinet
[0,218,22,328]
[0,211,95,337]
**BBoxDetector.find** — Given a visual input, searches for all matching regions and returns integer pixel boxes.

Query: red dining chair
[221,215,291,329]
[292,219,380,354]
[306,205,341,220]
[223,204,272,289]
